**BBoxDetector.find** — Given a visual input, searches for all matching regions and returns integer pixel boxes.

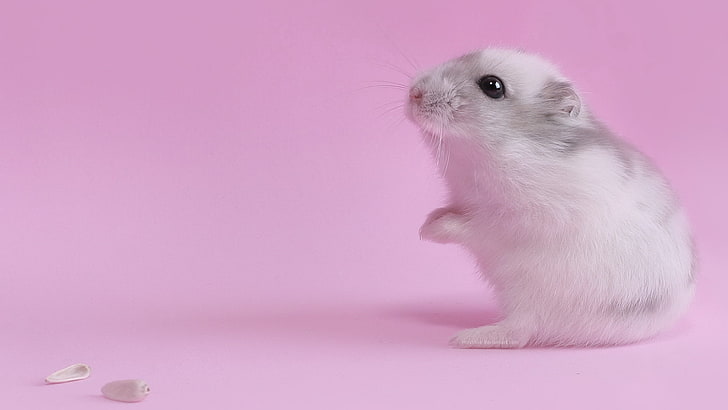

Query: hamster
[405,49,695,348]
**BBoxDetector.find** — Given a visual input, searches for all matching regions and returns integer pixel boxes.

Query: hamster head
[406,49,586,147]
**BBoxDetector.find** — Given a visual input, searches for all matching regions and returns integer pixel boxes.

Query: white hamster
[406,49,695,348]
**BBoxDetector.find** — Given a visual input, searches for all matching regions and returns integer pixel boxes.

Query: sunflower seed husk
[45,363,91,384]
[101,379,151,402]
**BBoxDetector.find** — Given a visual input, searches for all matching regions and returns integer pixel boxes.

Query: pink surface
[1,0,727,408]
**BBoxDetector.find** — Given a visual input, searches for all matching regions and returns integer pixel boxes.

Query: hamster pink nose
[409,87,423,102]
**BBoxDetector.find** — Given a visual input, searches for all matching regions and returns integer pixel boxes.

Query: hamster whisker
[387,40,420,73]
[385,115,407,131]
[441,124,452,175]
[375,99,406,110]
[435,120,445,169]
[398,53,420,73]
[379,113,405,132]
[375,61,414,79]
[357,84,408,94]
[357,80,409,98]
[375,28,419,74]
[358,85,407,92]
[366,79,409,87]
[391,44,420,73]
[375,103,406,119]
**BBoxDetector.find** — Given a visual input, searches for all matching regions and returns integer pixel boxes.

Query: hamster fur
[406,49,695,348]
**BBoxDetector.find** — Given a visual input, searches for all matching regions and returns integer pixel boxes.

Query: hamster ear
[541,81,581,118]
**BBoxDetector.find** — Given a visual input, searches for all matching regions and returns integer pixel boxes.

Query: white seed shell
[101,379,150,402]
[45,363,91,384]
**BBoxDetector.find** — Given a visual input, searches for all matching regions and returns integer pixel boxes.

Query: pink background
[1,0,727,408]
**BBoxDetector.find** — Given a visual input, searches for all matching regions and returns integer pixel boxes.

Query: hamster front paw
[419,207,469,244]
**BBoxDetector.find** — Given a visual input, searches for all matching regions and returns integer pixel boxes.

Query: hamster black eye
[477,75,505,99]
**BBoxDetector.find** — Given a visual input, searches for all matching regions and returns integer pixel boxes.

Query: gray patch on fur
[518,115,617,158]
[557,125,612,153]
[515,81,621,156]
